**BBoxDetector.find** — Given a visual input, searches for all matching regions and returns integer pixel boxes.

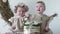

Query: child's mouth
[37,10,40,11]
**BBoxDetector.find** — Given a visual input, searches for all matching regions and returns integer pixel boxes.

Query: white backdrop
[0,0,60,34]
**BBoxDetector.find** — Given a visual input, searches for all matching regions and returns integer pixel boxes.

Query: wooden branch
[0,0,14,25]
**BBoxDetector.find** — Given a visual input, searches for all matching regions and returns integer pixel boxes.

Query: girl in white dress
[8,3,29,34]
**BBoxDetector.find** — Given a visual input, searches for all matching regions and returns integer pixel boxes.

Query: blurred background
[0,0,60,34]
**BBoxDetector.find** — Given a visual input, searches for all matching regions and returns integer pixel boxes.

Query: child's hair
[36,1,46,10]
[15,3,29,13]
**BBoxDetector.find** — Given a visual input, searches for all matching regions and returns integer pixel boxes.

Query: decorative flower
[24,18,28,21]
[34,21,38,25]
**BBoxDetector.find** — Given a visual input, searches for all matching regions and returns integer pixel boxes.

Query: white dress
[9,16,25,34]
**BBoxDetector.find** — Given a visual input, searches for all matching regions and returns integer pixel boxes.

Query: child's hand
[44,27,50,32]
[5,32,11,34]
[11,25,16,30]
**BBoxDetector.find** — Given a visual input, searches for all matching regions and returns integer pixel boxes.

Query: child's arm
[11,23,16,30]
[44,19,50,32]
[44,13,57,32]
[9,17,16,30]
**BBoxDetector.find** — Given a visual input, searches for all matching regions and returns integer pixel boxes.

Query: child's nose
[21,11,23,14]
[37,8,40,11]
[20,11,22,13]
[38,7,40,9]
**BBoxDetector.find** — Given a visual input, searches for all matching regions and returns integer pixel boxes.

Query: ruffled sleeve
[8,17,14,23]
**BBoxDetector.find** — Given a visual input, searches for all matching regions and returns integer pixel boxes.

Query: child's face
[16,7,26,17]
[35,3,45,14]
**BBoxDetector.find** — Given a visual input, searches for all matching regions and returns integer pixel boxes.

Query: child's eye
[40,6,43,7]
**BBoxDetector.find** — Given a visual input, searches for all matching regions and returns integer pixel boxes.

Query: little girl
[8,3,29,34]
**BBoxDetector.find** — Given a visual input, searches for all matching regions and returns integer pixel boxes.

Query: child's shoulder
[8,16,20,22]
[10,16,16,19]
[9,15,19,20]
[26,13,33,18]
[42,14,50,20]
[43,14,49,17]
[9,16,14,20]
